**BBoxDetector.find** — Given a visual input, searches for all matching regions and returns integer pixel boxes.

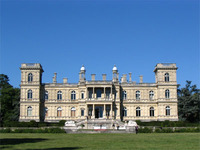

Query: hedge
[135,120,199,127]
[0,128,66,133]
[1,120,66,127]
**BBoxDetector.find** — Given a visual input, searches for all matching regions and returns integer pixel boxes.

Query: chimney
[102,74,106,81]
[121,74,127,83]
[139,75,143,83]
[129,72,132,82]
[63,78,68,83]
[53,73,57,83]
[91,74,96,81]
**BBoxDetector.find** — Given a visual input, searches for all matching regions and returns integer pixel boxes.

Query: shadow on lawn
[0,138,47,145]
[26,148,82,150]
[0,138,82,150]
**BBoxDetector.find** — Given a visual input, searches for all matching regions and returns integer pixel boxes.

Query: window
[166,106,170,116]
[106,106,110,116]
[81,109,84,116]
[165,73,169,82]
[81,92,84,99]
[45,91,48,100]
[27,106,32,116]
[57,91,62,100]
[28,73,33,82]
[96,89,102,98]
[71,107,76,117]
[123,91,127,100]
[165,89,170,99]
[136,91,140,100]
[28,90,32,99]
[123,107,127,117]
[45,107,48,117]
[57,107,62,117]
[149,91,154,100]
[89,90,92,99]
[136,107,141,117]
[106,89,110,99]
[71,91,76,100]
[150,107,154,117]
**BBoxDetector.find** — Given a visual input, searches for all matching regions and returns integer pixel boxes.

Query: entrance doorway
[95,106,103,118]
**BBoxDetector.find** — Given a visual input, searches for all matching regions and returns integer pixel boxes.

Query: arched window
[71,91,76,100]
[165,89,170,99]
[57,107,62,117]
[45,91,48,100]
[57,91,62,100]
[71,107,76,117]
[123,91,127,100]
[165,73,169,82]
[150,107,154,116]
[28,73,33,82]
[166,106,170,116]
[45,107,48,117]
[149,91,154,100]
[27,90,32,99]
[123,107,127,117]
[27,106,32,116]
[136,91,140,100]
[136,107,141,117]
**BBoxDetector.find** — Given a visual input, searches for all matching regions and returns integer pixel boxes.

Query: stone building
[19,63,178,122]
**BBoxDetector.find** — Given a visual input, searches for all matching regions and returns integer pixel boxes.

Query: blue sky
[1,0,199,88]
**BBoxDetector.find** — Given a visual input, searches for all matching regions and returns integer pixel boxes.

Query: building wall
[19,63,178,122]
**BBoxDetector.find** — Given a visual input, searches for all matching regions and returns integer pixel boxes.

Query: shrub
[155,128,162,133]
[138,127,152,133]
[162,128,173,133]
[58,120,66,126]
[29,120,38,127]
[0,128,12,133]
[47,128,66,133]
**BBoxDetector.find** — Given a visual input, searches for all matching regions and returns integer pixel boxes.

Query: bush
[138,127,152,133]
[162,128,173,133]
[48,128,64,133]
[0,128,12,133]
[58,120,66,126]
[175,127,200,133]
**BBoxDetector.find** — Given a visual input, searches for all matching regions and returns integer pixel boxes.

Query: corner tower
[154,63,178,121]
[19,63,44,122]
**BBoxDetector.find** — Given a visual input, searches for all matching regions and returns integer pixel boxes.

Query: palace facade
[19,63,178,122]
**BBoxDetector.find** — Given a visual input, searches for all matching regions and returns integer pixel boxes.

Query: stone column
[111,104,113,119]
[104,87,106,99]
[93,87,95,99]
[92,104,95,119]
[86,88,88,99]
[85,104,88,118]
[103,104,106,118]
[110,87,113,99]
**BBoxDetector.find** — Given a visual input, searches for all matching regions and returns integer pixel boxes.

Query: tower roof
[112,65,118,71]
[80,65,86,71]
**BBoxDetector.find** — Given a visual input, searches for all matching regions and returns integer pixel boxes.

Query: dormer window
[164,73,169,82]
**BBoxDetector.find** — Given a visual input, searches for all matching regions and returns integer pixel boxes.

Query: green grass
[0,133,199,150]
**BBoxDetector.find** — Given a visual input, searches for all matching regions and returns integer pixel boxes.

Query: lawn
[0,133,199,150]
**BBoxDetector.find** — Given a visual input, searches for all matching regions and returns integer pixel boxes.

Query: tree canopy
[178,81,200,122]
[0,74,20,125]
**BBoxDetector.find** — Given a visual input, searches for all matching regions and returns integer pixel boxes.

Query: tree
[178,81,200,122]
[0,74,20,125]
